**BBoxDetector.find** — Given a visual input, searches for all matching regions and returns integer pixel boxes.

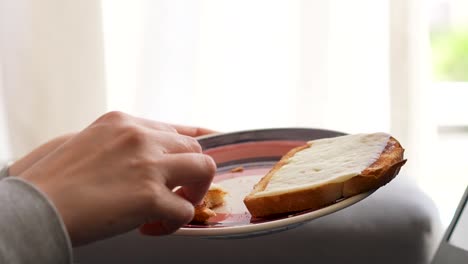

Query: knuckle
[99,111,128,123]
[167,125,178,134]
[120,125,147,146]
[181,136,202,153]
[152,121,177,133]
[140,174,165,196]
[129,177,152,213]
[131,159,168,188]
[160,123,178,134]
[141,183,164,211]
[129,157,154,174]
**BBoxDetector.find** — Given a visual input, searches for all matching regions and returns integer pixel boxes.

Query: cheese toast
[243,133,406,218]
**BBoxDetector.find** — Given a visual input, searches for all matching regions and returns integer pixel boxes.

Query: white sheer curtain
[0,0,393,156]
[0,0,107,158]
[104,0,390,134]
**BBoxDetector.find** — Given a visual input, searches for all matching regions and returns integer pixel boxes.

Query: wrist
[0,159,15,178]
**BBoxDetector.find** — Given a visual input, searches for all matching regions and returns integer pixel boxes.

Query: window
[428,0,468,226]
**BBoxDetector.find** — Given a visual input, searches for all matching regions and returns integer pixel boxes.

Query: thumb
[140,187,194,236]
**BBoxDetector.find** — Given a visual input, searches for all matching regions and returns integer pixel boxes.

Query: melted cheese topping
[252,133,390,197]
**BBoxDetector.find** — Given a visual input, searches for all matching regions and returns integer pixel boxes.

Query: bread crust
[343,137,406,197]
[192,205,216,223]
[244,136,406,218]
[192,186,227,223]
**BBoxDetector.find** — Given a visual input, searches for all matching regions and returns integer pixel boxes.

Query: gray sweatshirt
[0,165,72,263]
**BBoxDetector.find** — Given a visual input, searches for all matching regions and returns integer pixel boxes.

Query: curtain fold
[0,0,107,158]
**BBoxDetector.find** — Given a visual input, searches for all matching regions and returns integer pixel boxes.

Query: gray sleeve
[0,177,72,264]
[0,163,9,179]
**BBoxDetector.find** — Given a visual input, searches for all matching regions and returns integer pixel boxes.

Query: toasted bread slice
[243,133,406,218]
[192,183,227,223]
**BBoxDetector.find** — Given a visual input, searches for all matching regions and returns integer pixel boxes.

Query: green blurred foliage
[431,28,468,82]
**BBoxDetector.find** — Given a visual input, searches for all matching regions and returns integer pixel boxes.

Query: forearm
[0,177,72,264]
[7,133,75,177]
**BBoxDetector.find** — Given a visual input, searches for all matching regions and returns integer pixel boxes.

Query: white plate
[172,128,373,238]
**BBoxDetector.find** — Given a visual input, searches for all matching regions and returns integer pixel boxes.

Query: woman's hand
[19,111,217,246]
[9,119,216,177]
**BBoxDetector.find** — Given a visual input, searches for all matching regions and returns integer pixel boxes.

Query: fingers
[148,131,202,154]
[95,111,217,138]
[139,155,216,237]
[131,117,177,134]
[141,187,195,236]
[161,154,216,204]
[95,111,177,133]
[170,124,219,137]
[160,153,216,205]
[174,184,208,206]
